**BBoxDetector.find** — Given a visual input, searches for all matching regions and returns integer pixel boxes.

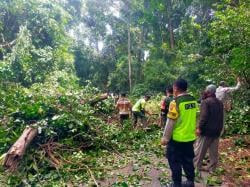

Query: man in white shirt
[216,77,241,111]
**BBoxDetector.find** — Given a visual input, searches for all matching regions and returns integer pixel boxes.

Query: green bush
[224,90,250,135]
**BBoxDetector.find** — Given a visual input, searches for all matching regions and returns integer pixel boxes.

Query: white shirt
[215,82,240,103]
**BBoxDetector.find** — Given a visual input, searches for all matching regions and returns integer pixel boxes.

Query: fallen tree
[3,93,109,172]
[89,93,109,105]
[3,126,38,171]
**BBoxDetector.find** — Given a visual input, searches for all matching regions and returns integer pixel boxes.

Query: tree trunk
[168,18,174,49]
[138,28,144,82]
[3,127,38,171]
[128,17,132,92]
[89,93,109,105]
[166,0,174,49]
[124,0,132,92]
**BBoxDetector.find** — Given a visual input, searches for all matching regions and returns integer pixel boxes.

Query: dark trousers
[160,111,167,127]
[119,114,129,124]
[132,111,145,127]
[167,140,195,185]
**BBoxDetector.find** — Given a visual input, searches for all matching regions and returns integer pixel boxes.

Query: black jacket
[199,96,224,137]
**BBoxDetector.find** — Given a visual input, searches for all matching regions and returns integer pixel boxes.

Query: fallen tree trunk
[3,126,38,171]
[3,93,109,172]
[89,93,109,106]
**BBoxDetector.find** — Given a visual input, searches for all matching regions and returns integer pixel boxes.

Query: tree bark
[123,0,132,92]
[89,93,109,106]
[168,18,174,49]
[0,39,16,48]
[3,127,38,171]
[166,0,174,49]
[128,15,132,92]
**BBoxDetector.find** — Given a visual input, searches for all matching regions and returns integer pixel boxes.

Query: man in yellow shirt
[132,95,151,128]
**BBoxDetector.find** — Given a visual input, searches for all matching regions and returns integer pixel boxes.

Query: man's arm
[225,78,241,93]
[161,118,176,145]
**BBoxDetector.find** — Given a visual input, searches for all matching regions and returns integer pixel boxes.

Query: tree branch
[0,40,16,48]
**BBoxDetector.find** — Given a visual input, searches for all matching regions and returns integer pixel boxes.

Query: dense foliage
[0,0,249,186]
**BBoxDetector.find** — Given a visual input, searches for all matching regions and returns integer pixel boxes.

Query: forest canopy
[0,0,249,92]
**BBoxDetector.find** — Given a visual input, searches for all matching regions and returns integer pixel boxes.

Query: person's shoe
[182,181,194,187]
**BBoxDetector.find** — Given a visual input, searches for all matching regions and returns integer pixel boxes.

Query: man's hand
[196,128,201,136]
[237,77,241,83]
[161,137,168,145]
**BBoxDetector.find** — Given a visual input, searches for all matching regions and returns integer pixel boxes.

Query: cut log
[3,126,38,171]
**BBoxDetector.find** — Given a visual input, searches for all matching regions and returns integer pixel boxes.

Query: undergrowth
[0,73,164,186]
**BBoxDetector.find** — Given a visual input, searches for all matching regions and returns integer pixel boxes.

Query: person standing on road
[161,79,198,187]
[194,85,224,173]
[160,86,174,127]
[132,94,151,128]
[115,93,132,125]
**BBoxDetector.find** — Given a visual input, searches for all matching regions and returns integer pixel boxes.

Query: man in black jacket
[194,84,224,173]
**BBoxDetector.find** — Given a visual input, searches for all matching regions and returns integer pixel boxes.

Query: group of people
[115,93,151,128]
[115,77,241,187]
[161,78,241,187]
